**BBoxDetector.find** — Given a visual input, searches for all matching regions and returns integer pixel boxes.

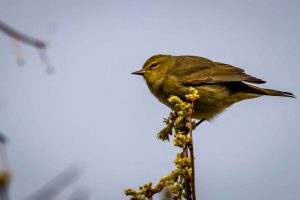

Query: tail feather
[246,84,295,98]
[260,88,295,98]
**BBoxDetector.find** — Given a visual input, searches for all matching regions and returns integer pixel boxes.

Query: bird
[132,55,295,120]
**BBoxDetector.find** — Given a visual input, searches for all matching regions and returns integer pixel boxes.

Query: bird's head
[132,55,175,85]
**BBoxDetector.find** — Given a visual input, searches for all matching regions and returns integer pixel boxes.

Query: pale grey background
[0,0,299,199]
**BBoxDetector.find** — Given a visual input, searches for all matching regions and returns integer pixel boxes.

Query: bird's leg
[194,119,205,129]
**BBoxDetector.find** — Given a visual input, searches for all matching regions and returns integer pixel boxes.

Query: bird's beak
[131,69,145,76]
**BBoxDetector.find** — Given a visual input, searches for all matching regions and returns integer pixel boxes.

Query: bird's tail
[246,84,295,98]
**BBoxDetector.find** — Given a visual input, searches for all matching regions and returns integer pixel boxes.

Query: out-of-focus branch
[69,187,90,200]
[0,20,55,74]
[23,166,82,200]
[0,20,46,49]
[0,133,10,200]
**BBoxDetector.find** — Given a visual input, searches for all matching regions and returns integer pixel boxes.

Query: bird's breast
[147,75,189,107]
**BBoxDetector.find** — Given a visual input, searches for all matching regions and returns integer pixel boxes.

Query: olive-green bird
[132,55,295,120]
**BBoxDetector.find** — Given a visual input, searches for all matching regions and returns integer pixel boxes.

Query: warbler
[132,55,295,120]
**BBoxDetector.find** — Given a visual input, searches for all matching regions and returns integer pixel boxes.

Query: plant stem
[189,102,196,200]
[182,147,192,200]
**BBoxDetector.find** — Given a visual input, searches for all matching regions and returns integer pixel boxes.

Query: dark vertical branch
[182,147,192,200]
[0,185,9,200]
[189,102,196,200]
[0,133,10,200]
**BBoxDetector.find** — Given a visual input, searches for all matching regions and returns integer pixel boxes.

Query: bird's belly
[150,80,248,120]
[161,84,235,120]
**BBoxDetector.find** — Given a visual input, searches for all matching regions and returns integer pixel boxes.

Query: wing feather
[172,56,265,85]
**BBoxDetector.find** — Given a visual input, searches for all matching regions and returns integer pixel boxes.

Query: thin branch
[12,38,26,66]
[38,49,55,74]
[0,20,46,49]
[0,133,10,200]
[68,187,90,200]
[182,147,192,200]
[23,166,81,200]
[189,102,196,200]
[0,20,55,74]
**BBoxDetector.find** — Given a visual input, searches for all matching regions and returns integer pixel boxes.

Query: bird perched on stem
[132,55,295,120]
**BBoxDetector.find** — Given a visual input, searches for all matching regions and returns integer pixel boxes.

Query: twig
[0,133,10,200]
[182,147,192,200]
[68,187,90,200]
[12,38,25,66]
[189,102,196,200]
[38,49,55,74]
[23,166,81,200]
[0,20,55,74]
[0,20,46,49]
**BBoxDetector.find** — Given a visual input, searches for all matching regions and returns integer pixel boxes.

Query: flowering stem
[189,102,196,200]
[125,88,201,200]
[182,147,192,200]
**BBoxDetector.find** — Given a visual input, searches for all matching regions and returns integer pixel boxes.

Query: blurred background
[0,0,299,199]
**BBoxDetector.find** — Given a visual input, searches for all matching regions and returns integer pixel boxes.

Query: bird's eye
[149,63,159,69]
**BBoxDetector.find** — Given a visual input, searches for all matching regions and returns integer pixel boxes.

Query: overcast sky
[0,0,299,199]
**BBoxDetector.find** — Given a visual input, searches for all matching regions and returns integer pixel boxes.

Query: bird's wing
[172,56,265,85]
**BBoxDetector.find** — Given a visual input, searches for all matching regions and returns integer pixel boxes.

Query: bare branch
[0,20,46,49]
[0,20,55,74]
[23,166,81,200]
